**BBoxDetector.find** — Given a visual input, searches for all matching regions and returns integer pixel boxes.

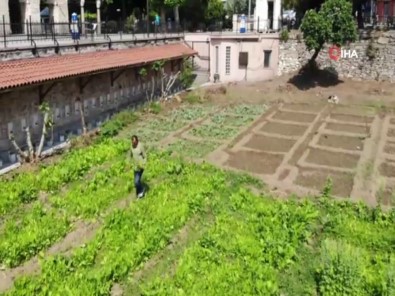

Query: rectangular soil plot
[329,113,374,124]
[260,122,307,136]
[282,103,323,113]
[325,122,369,135]
[305,149,359,169]
[244,134,296,153]
[317,134,364,151]
[226,150,283,174]
[295,169,354,197]
[379,162,395,178]
[272,111,316,123]
[384,144,395,155]
[377,185,395,206]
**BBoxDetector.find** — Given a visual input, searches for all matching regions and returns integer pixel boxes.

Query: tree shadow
[288,61,344,91]
[141,181,150,198]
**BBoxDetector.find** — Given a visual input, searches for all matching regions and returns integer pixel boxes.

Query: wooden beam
[38,82,57,104]
[110,69,126,87]
[79,76,94,94]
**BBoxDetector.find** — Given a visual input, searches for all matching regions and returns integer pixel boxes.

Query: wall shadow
[288,62,344,91]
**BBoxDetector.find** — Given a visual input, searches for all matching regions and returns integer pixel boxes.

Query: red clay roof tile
[0,43,196,91]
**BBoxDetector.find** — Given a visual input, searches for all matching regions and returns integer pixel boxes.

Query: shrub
[280,29,290,42]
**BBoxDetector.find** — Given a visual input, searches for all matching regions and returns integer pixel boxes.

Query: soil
[305,149,360,169]
[324,122,369,135]
[377,186,395,206]
[329,113,374,124]
[390,118,395,125]
[226,150,283,175]
[244,134,296,153]
[384,144,395,155]
[317,134,365,151]
[260,121,308,136]
[387,128,395,138]
[294,169,354,197]
[379,162,395,178]
[282,103,324,113]
[272,111,317,123]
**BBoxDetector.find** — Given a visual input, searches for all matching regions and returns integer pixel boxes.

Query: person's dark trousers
[134,169,144,197]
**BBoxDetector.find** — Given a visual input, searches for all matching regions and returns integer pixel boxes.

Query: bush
[180,58,195,88]
[99,111,138,140]
[280,29,289,42]
[316,239,365,295]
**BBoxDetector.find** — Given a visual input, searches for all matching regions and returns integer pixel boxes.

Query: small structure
[185,33,279,84]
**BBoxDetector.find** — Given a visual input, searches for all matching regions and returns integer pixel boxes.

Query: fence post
[29,16,33,40]
[2,15,6,48]
[26,20,29,40]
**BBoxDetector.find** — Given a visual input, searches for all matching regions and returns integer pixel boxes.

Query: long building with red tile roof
[0,43,196,91]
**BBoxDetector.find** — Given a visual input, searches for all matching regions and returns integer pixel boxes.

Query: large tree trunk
[36,111,50,158]
[160,7,167,33]
[174,6,180,30]
[77,99,87,135]
[25,127,35,160]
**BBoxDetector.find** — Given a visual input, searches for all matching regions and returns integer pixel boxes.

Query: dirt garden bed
[272,111,317,123]
[225,150,283,175]
[305,149,360,169]
[317,134,365,151]
[282,103,323,113]
[295,168,354,197]
[324,122,369,135]
[260,122,308,136]
[329,113,374,124]
[244,134,296,153]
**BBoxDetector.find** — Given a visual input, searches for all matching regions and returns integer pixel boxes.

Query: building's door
[8,0,23,34]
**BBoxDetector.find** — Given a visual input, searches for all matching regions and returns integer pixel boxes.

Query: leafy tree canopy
[300,0,357,61]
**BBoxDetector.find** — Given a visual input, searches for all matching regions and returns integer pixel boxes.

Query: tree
[205,0,225,23]
[9,103,53,163]
[300,0,357,64]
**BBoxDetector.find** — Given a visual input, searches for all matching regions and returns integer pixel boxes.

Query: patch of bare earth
[244,135,296,153]
[295,169,354,197]
[325,122,369,135]
[329,113,374,124]
[272,111,317,123]
[260,121,308,136]
[226,150,283,175]
[305,149,360,169]
[317,134,365,151]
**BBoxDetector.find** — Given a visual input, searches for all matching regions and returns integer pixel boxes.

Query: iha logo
[328,45,358,61]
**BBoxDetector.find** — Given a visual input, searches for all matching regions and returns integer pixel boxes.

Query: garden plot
[139,117,188,132]
[189,123,240,141]
[164,139,219,159]
[209,113,257,127]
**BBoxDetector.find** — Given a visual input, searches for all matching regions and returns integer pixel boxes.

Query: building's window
[215,46,219,73]
[225,46,231,75]
[264,50,272,68]
[0,124,7,139]
[239,52,248,68]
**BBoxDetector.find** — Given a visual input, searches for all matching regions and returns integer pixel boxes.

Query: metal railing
[0,16,187,48]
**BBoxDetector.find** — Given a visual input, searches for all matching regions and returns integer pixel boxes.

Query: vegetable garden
[0,100,394,296]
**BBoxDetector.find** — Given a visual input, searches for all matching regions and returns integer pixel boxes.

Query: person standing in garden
[129,135,147,198]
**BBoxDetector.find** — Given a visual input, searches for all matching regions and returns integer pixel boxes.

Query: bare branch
[9,133,29,162]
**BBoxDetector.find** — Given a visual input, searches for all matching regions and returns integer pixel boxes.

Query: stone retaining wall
[278,32,395,82]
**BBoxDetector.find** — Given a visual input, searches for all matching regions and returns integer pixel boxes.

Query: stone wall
[0,60,183,166]
[278,32,395,82]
